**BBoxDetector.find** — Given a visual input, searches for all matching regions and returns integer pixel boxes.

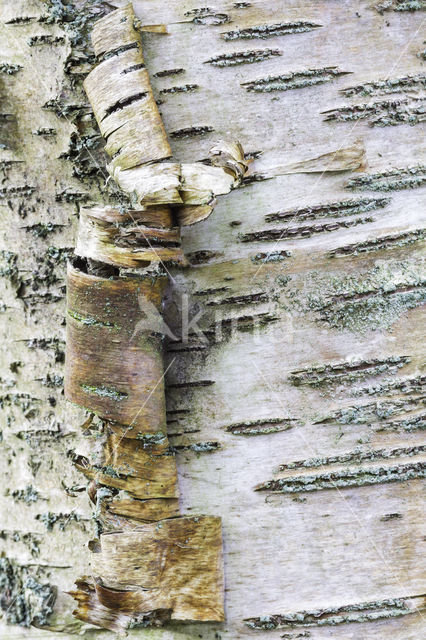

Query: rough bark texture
[0,0,425,639]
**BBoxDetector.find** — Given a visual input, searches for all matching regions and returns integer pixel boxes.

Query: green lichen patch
[374,413,425,433]
[289,355,410,387]
[0,530,41,557]
[340,73,425,97]
[222,21,322,41]
[184,7,230,25]
[39,373,64,388]
[303,260,426,332]
[11,485,40,504]
[242,67,349,93]
[316,396,423,425]
[23,222,64,238]
[27,35,65,47]
[275,445,425,471]
[328,229,425,258]
[353,374,425,397]
[375,1,426,13]
[0,250,19,285]
[171,441,221,453]
[251,250,291,263]
[25,337,65,363]
[0,63,23,75]
[159,84,199,95]
[245,596,420,629]
[80,384,128,401]
[32,127,57,136]
[136,433,168,446]
[59,131,104,180]
[35,510,81,531]
[265,197,390,223]
[256,461,426,493]
[345,165,426,191]
[324,97,425,127]
[205,48,282,67]
[225,417,297,435]
[240,216,373,242]
[0,393,41,416]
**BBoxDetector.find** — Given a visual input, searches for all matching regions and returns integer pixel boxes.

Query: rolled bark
[64,2,247,631]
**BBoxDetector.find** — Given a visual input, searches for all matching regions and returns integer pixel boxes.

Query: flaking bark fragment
[264,139,366,176]
[83,4,249,225]
[80,516,224,624]
[76,206,186,267]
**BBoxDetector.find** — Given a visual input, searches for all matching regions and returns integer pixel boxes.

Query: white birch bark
[0,0,425,638]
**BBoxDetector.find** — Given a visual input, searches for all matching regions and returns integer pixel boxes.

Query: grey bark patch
[222,21,321,41]
[0,557,56,627]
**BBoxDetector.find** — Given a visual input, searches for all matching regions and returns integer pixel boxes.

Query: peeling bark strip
[76,206,186,267]
[63,2,251,631]
[65,262,168,433]
[261,140,366,177]
[83,5,249,219]
[70,517,224,632]
[244,595,426,629]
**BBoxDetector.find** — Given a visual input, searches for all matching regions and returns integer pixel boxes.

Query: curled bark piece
[75,516,224,624]
[84,5,171,170]
[175,202,216,226]
[91,3,141,58]
[209,140,250,179]
[76,206,186,268]
[180,162,238,203]
[65,262,168,433]
[107,162,183,205]
[77,204,173,227]
[83,3,249,227]
[108,144,249,213]
[264,139,366,176]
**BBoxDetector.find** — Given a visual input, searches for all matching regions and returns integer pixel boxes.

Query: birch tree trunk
[0,1,425,639]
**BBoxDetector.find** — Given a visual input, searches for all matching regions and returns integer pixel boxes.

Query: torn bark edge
[76,206,187,268]
[83,3,250,225]
[69,516,224,632]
